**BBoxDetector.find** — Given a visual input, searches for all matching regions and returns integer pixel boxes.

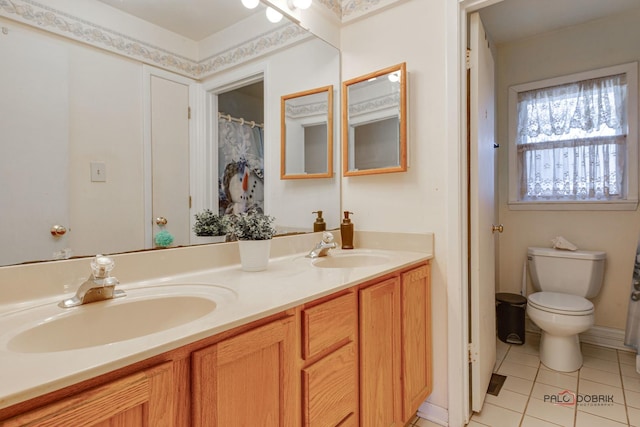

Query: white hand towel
[551,236,578,251]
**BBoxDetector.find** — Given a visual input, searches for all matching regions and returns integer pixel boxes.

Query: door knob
[50,225,67,236]
[156,217,168,226]
[491,224,504,233]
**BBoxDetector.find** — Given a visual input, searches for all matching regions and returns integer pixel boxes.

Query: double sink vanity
[0,231,433,426]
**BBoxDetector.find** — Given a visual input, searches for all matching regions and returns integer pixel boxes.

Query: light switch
[90,161,106,182]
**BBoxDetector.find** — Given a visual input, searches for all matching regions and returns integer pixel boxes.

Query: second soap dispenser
[340,211,354,249]
[312,211,326,232]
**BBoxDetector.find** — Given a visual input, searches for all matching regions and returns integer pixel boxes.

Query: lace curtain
[516,73,627,201]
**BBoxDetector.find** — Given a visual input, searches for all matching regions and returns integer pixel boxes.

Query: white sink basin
[6,284,233,353]
[312,253,391,269]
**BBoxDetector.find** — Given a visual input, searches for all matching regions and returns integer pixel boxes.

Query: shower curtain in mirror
[624,235,640,351]
[218,118,264,216]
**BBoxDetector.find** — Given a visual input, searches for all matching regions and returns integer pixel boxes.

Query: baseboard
[580,325,633,352]
[526,323,634,353]
[417,401,448,426]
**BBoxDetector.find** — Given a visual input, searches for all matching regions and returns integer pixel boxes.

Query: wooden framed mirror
[280,85,334,179]
[342,62,407,176]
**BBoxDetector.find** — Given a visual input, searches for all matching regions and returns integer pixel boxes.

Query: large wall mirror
[280,85,334,179]
[0,0,340,267]
[342,62,407,176]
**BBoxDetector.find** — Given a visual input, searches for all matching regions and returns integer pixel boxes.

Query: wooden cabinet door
[359,277,402,427]
[192,316,296,427]
[302,342,357,426]
[401,264,432,421]
[3,362,175,427]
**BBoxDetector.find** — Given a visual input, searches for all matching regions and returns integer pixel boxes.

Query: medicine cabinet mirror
[342,62,407,176]
[280,85,334,179]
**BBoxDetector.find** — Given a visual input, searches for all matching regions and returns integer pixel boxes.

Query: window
[508,63,638,210]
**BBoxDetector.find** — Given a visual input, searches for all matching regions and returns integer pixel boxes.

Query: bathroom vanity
[0,232,433,426]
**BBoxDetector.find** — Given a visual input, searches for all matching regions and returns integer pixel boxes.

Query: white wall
[341,0,449,410]
[496,9,640,329]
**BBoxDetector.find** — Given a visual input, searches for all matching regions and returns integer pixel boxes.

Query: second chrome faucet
[307,231,337,258]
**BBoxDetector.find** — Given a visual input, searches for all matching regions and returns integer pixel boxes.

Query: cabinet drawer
[302,292,356,360]
[302,342,357,427]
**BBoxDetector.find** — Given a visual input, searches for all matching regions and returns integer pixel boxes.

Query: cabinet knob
[156,217,168,226]
[491,224,504,234]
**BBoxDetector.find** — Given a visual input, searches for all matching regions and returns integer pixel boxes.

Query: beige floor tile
[626,389,640,410]
[470,402,523,427]
[576,410,629,427]
[622,362,640,378]
[619,350,637,366]
[485,388,529,413]
[413,417,442,427]
[540,363,578,377]
[466,421,491,427]
[582,343,618,362]
[583,354,622,374]
[578,402,628,424]
[520,415,563,427]
[624,375,640,393]
[505,350,540,368]
[525,397,575,427]
[530,382,575,402]
[498,360,539,382]
[581,366,623,388]
[503,375,534,396]
[536,367,578,390]
[510,340,540,357]
[579,379,625,405]
[629,405,640,427]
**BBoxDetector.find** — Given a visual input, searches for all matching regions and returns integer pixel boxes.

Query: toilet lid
[528,292,594,315]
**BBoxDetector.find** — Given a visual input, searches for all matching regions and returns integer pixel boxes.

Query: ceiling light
[292,0,312,9]
[388,72,400,83]
[242,0,260,9]
[266,7,283,23]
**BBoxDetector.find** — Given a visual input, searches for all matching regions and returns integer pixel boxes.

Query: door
[469,12,497,413]
[0,25,69,266]
[150,75,191,247]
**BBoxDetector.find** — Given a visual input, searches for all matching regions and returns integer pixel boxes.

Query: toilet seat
[528,292,594,316]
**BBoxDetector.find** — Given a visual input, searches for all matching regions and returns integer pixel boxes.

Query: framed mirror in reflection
[280,85,333,179]
[342,62,407,176]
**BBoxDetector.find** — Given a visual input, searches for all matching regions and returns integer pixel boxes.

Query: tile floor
[469,333,640,427]
[403,333,640,427]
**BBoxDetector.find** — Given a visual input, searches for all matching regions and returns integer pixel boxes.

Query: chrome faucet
[307,231,337,258]
[59,255,125,308]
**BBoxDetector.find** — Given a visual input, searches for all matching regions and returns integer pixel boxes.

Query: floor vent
[486,373,507,396]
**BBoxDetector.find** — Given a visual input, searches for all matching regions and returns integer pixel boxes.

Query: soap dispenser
[341,211,354,249]
[312,211,326,232]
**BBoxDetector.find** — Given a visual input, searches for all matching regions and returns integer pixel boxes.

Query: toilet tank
[527,247,606,298]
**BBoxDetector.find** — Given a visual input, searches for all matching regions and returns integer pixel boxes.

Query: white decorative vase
[192,235,227,245]
[238,239,272,272]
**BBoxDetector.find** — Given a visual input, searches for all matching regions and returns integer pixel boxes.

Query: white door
[469,12,498,413]
[150,75,191,247]
[0,25,69,266]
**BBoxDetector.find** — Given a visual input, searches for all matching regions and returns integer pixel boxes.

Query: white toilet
[526,247,606,372]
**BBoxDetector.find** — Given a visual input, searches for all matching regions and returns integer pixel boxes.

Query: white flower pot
[192,235,227,245]
[238,239,272,272]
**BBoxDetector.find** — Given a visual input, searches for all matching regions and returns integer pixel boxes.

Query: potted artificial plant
[192,209,228,244]
[224,209,277,272]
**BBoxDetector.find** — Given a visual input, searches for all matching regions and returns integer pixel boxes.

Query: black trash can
[495,293,527,345]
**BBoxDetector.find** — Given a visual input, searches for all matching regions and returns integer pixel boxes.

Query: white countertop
[0,240,432,410]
